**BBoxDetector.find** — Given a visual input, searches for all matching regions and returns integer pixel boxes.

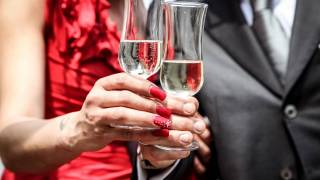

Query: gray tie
[251,0,289,80]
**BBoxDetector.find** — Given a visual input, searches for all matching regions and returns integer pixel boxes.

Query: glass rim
[163,1,208,8]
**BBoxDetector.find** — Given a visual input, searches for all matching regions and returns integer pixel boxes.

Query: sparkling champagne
[160,60,203,96]
[119,40,163,78]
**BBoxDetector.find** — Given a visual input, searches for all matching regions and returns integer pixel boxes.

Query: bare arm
[0,0,205,174]
[0,0,81,173]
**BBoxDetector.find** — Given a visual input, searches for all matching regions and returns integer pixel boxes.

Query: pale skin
[111,0,213,173]
[140,113,213,173]
[0,0,211,174]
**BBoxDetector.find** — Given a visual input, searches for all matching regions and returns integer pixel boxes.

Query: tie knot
[250,0,273,12]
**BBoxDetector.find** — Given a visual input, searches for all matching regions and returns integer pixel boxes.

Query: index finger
[96,73,167,101]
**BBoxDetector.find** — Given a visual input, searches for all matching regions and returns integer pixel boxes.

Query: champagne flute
[119,0,163,79]
[113,0,163,130]
[158,1,208,151]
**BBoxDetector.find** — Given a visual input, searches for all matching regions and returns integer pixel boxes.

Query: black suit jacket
[161,0,320,179]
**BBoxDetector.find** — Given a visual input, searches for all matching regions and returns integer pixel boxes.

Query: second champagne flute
[158,1,208,151]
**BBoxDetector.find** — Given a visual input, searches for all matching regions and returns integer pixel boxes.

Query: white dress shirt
[138,1,297,179]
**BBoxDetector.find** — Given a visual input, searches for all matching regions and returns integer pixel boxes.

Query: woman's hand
[59,73,206,153]
[139,114,212,170]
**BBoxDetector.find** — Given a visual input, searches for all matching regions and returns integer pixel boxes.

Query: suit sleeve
[161,154,195,180]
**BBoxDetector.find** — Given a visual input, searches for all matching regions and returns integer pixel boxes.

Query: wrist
[56,112,83,155]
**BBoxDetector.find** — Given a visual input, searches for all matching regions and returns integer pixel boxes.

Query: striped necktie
[250,0,289,81]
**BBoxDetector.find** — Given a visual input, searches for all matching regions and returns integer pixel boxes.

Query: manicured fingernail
[150,86,167,101]
[152,129,170,137]
[183,103,196,114]
[153,116,172,129]
[156,105,172,119]
[193,121,205,134]
[180,133,192,144]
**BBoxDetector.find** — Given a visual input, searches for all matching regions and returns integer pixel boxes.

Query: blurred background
[0,159,3,176]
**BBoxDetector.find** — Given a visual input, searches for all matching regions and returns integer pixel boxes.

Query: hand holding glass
[115,0,163,130]
[158,1,208,151]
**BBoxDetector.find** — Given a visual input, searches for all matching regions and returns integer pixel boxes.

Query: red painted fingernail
[152,129,170,137]
[156,105,172,119]
[150,86,167,101]
[153,116,172,129]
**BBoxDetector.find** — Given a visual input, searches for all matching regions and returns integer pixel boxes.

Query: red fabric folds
[2,0,131,180]
[46,0,122,71]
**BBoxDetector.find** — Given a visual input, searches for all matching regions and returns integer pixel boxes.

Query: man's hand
[139,144,190,169]
[193,118,212,176]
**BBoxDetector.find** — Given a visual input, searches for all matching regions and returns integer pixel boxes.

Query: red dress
[2,0,132,179]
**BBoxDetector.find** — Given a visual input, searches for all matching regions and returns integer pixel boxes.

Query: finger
[164,95,199,116]
[195,135,211,163]
[110,129,194,147]
[138,147,176,169]
[88,89,171,119]
[171,115,206,134]
[141,145,191,161]
[97,107,205,134]
[200,128,213,144]
[192,115,213,141]
[96,73,167,101]
[140,130,193,147]
[194,156,206,175]
[89,107,172,129]
[194,112,203,119]
[109,129,168,142]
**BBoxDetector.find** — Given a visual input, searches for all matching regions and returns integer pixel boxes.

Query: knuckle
[85,93,101,107]
[114,73,127,86]
[84,110,101,125]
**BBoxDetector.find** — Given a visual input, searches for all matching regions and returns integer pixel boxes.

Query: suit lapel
[205,0,283,97]
[285,0,320,95]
